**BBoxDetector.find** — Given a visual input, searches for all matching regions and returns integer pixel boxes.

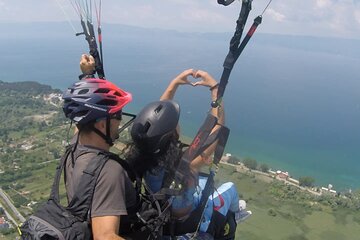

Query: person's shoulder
[102,154,131,177]
[104,158,126,171]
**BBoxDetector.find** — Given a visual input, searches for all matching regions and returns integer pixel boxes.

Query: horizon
[2,21,360,41]
[0,0,359,39]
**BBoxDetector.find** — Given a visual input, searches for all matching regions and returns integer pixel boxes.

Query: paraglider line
[54,0,78,34]
[261,0,273,16]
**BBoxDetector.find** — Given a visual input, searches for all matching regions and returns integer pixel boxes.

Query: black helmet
[131,100,180,154]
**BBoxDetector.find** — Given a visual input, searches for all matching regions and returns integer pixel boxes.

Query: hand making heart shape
[173,68,218,89]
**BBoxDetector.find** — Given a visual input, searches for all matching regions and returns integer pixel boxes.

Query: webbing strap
[49,145,108,220]
[50,146,73,202]
[173,114,217,186]
[196,127,229,212]
[188,124,230,167]
[213,0,254,108]
[213,126,230,165]
[50,146,140,220]
[66,151,109,219]
[107,152,142,215]
[163,114,230,196]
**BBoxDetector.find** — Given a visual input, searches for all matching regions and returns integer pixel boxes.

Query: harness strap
[173,114,217,189]
[179,128,230,237]
[51,145,142,221]
[213,126,230,165]
[212,0,253,108]
[106,152,142,215]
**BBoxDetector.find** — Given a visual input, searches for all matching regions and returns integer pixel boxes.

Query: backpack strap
[107,152,137,182]
[66,149,109,219]
[107,152,142,215]
[52,145,142,221]
[49,145,73,202]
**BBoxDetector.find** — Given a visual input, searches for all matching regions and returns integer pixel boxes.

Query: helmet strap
[90,117,114,147]
[71,128,81,167]
[106,117,113,146]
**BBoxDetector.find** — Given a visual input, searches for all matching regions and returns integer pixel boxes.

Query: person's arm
[92,216,125,240]
[190,70,224,172]
[160,69,195,101]
[90,161,131,240]
[164,71,223,218]
[193,70,224,124]
[170,173,198,219]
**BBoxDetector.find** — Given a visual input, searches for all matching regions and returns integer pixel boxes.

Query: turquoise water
[0,23,359,191]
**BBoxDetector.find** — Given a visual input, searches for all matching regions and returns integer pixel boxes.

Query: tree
[299,176,315,187]
[243,158,258,170]
[0,228,16,235]
[228,155,241,165]
[260,163,269,173]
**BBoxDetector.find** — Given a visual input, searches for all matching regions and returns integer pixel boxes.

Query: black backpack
[19,146,116,240]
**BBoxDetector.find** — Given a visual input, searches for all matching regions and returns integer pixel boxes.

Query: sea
[0,22,359,191]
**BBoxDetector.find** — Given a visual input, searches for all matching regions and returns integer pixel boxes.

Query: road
[0,187,26,223]
[0,202,17,228]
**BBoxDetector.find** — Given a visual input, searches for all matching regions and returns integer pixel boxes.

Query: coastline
[219,159,338,196]
[178,128,359,192]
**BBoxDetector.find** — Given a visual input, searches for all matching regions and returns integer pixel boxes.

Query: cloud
[0,0,359,39]
[315,0,332,9]
[323,2,360,37]
[355,9,360,25]
[266,8,286,22]
[181,8,225,23]
[261,0,360,38]
[0,0,8,11]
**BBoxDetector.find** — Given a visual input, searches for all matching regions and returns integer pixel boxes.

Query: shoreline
[178,129,358,192]
[219,155,354,194]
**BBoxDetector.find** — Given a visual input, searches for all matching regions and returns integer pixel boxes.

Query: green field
[215,164,360,240]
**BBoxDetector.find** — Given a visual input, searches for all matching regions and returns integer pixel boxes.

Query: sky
[0,0,360,39]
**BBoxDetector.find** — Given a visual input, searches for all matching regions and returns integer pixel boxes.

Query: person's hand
[190,152,213,173]
[160,69,196,100]
[172,69,196,86]
[80,54,95,74]
[193,70,217,89]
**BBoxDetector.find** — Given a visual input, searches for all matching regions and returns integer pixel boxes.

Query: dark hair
[125,133,183,179]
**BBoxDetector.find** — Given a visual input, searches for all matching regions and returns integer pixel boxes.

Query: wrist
[209,83,219,91]
[78,73,95,80]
